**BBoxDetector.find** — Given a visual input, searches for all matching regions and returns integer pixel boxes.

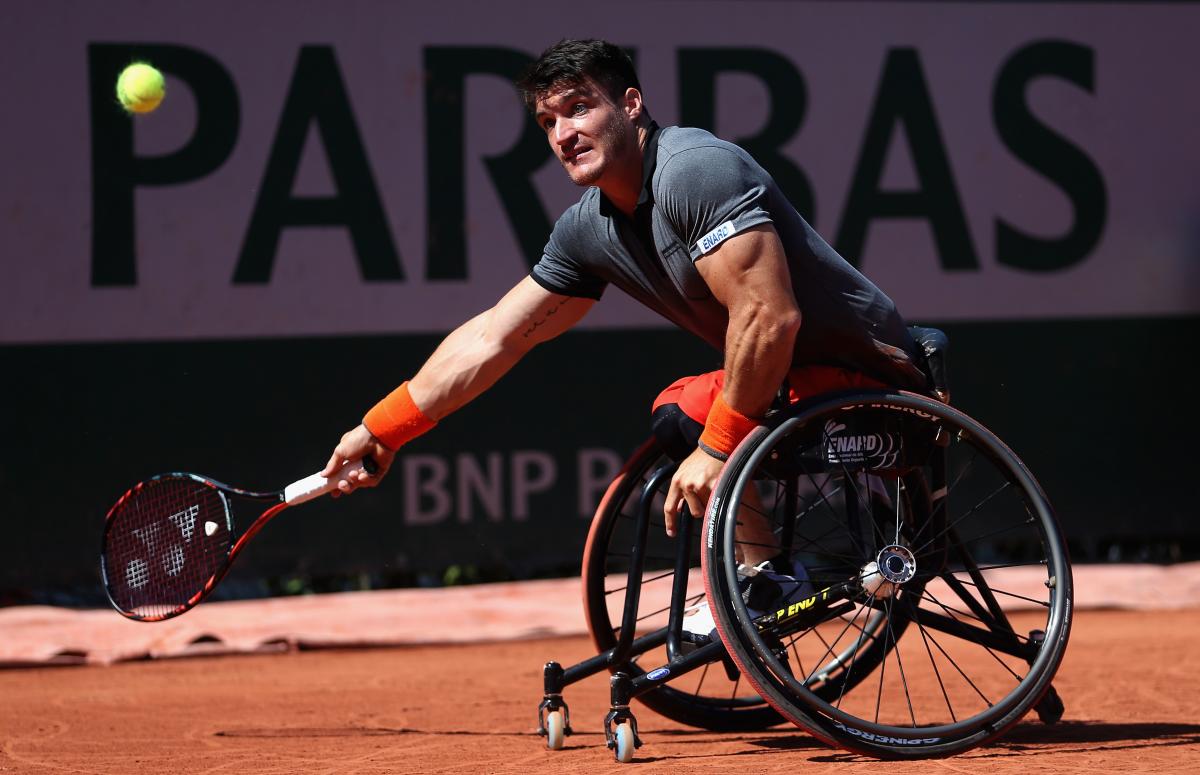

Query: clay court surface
[2,604,1199,774]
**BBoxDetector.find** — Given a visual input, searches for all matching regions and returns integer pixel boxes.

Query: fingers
[664,480,705,538]
[664,449,725,538]
[321,449,343,478]
[323,425,393,496]
[335,460,374,494]
[664,483,681,538]
[355,445,393,489]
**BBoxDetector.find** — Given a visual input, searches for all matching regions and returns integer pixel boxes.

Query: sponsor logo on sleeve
[697,221,736,254]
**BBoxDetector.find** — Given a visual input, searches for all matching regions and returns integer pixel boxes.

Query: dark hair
[516,39,641,113]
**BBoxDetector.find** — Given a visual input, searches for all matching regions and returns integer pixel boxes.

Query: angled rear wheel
[704,392,1072,758]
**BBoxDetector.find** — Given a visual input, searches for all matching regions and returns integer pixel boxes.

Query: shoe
[740,557,815,620]
[680,556,814,643]
[681,601,718,644]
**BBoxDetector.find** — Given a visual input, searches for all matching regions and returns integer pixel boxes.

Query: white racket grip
[284,460,372,505]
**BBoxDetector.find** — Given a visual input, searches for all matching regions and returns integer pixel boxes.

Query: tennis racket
[100,458,376,622]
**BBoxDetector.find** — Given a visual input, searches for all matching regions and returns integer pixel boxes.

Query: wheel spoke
[891,476,904,547]
[907,589,1002,636]
[790,638,809,682]
[884,593,918,727]
[794,597,874,688]
[797,467,875,557]
[910,448,978,547]
[817,428,888,551]
[873,596,889,723]
[920,589,1028,683]
[912,479,1013,558]
[913,615,994,707]
[946,575,1052,609]
[907,594,957,722]
[835,592,883,709]
[738,475,865,565]
[941,572,1004,629]
[918,588,1034,658]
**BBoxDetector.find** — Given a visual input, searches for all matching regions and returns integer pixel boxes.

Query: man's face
[534,79,637,188]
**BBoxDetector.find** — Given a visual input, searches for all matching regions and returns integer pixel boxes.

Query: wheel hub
[876,545,916,584]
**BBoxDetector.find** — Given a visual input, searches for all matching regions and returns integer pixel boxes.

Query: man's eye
[572,103,587,115]
[542,119,555,132]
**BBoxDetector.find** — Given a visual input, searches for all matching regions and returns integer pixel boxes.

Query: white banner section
[2,1,1198,343]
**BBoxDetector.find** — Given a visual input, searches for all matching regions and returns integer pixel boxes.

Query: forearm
[720,302,801,418]
[404,278,593,421]
[408,308,526,420]
[334,280,590,484]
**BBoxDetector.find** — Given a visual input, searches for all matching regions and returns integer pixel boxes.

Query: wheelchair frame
[537,331,1071,762]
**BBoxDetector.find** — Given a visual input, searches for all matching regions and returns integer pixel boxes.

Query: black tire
[703,391,1072,758]
[581,439,783,732]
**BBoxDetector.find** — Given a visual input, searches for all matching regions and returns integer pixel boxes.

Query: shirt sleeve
[655,145,775,260]
[529,202,608,301]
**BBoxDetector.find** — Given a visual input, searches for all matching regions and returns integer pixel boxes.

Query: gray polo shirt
[530,125,924,387]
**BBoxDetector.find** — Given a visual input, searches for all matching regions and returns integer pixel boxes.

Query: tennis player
[322,40,924,617]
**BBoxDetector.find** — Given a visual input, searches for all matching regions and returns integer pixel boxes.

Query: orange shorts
[649,366,890,461]
[651,365,889,425]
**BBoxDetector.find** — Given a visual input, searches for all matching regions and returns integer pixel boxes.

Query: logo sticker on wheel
[832,721,941,745]
[823,419,901,468]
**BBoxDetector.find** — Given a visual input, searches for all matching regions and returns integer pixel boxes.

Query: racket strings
[104,477,232,618]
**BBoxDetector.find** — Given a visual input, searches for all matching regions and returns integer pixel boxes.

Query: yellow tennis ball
[116,63,166,114]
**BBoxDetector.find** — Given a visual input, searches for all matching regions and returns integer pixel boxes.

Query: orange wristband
[363,381,436,451]
[698,394,760,460]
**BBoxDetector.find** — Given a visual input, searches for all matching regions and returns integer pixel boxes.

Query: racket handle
[283,457,377,505]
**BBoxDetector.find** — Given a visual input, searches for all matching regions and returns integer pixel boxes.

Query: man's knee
[651,371,723,461]
[650,403,703,462]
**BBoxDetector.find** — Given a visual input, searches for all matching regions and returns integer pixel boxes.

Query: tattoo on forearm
[522,301,566,338]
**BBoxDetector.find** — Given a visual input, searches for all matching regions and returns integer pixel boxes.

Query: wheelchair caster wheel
[1035,684,1064,724]
[545,709,565,750]
[613,722,636,763]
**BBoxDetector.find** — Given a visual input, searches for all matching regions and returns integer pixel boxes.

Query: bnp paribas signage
[2,1,1195,344]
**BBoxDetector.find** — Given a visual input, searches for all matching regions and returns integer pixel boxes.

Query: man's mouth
[566,148,592,163]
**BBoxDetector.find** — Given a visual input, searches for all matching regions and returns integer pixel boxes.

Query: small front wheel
[613,722,636,763]
[545,709,565,750]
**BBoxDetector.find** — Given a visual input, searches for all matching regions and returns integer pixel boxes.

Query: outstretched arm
[322,276,595,493]
[663,223,802,536]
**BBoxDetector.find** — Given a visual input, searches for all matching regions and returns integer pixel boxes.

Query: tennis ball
[116,62,165,114]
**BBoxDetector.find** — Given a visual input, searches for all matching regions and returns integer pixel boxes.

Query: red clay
[2,608,1198,774]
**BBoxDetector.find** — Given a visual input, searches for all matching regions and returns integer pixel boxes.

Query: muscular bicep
[489,276,596,352]
[694,224,799,320]
[693,224,801,416]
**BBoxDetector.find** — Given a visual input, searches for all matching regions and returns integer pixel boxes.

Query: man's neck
[601,123,653,218]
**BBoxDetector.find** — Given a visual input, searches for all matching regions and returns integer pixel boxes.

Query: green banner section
[3,317,1196,603]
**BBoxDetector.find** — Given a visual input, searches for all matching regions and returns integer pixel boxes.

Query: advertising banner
[3,1,1198,345]
[3,3,1198,595]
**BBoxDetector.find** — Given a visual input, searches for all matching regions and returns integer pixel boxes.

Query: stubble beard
[563,109,633,188]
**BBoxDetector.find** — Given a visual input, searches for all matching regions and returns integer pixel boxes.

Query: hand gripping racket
[100,458,376,621]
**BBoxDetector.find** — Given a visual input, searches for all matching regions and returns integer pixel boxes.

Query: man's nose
[553,120,577,148]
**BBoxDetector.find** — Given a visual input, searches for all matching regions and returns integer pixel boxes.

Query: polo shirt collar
[599,121,660,217]
[636,120,661,207]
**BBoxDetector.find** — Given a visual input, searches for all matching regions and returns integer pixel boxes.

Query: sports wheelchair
[537,328,1071,761]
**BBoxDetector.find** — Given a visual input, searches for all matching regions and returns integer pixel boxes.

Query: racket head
[101,473,236,621]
